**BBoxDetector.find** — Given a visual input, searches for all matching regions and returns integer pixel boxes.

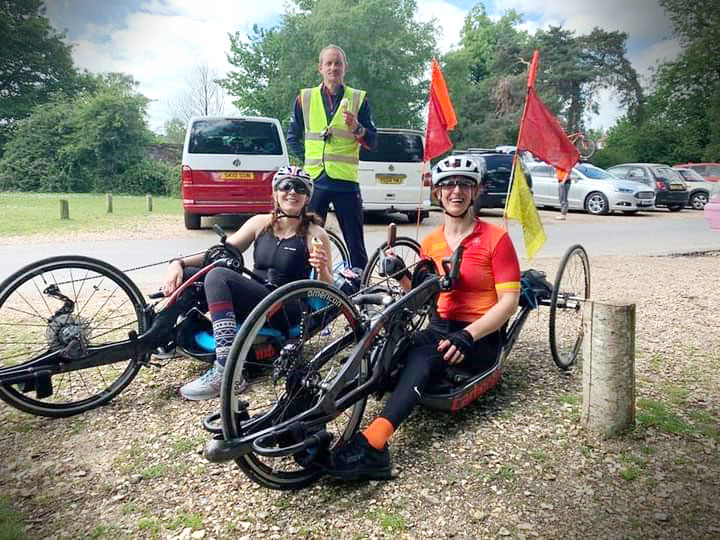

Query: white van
[357,128,431,222]
[181,116,289,229]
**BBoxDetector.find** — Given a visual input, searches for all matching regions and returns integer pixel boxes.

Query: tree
[168,60,226,122]
[0,0,78,152]
[162,117,187,144]
[441,5,642,150]
[0,74,169,194]
[222,0,437,129]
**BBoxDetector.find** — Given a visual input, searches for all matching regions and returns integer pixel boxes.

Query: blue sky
[44,0,680,133]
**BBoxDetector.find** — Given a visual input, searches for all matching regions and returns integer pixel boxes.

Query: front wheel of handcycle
[549,245,591,370]
[0,256,150,417]
[220,280,369,490]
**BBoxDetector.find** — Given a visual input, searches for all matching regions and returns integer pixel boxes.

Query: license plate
[669,184,684,191]
[638,201,652,206]
[220,171,254,180]
[377,174,405,185]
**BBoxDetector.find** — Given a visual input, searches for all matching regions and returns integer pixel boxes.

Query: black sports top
[253,229,312,287]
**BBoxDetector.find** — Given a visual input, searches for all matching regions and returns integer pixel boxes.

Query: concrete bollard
[146,194,153,212]
[106,193,113,213]
[59,199,69,220]
[580,300,636,436]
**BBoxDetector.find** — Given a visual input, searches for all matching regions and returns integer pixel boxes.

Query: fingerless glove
[446,329,474,358]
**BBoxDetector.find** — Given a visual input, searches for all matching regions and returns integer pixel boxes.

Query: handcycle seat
[519,269,552,308]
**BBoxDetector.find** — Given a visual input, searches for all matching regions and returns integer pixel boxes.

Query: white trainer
[180,364,224,401]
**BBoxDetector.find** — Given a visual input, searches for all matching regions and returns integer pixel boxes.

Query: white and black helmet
[432,156,484,187]
[272,166,314,198]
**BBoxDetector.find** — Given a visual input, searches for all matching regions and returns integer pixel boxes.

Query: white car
[528,162,656,215]
[357,128,431,222]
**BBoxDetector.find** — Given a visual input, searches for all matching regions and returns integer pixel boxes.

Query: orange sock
[362,417,395,450]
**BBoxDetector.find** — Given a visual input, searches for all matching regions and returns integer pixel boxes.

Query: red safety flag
[517,50,579,173]
[424,59,457,161]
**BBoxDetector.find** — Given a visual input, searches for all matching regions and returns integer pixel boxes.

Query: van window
[188,118,282,155]
[360,133,423,162]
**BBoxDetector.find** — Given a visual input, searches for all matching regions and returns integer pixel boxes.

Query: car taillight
[422,172,432,187]
[182,165,193,183]
[655,180,667,191]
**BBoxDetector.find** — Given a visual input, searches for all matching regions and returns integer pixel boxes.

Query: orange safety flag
[424,58,457,161]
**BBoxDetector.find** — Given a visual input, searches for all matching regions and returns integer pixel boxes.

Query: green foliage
[0,75,176,194]
[0,0,79,152]
[162,117,187,145]
[0,496,25,540]
[223,0,437,129]
[441,5,641,151]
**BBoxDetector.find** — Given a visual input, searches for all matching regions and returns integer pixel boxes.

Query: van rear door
[182,117,289,217]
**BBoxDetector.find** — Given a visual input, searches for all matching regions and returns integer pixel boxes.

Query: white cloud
[416,0,468,53]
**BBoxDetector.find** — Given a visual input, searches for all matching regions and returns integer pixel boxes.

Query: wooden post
[106,193,113,213]
[581,300,636,435]
[146,193,153,212]
[59,199,69,220]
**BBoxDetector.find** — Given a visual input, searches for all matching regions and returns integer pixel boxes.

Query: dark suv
[607,163,689,211]
[451,149,532,212]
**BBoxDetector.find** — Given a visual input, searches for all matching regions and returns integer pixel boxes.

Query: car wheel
[667,204,683,212]
[405,210,426,224]
[585,192,609,215]
[689,191,709,210]
[184,211,201,230]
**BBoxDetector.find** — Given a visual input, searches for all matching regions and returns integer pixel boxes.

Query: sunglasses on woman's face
[439,178,476,190]
[276,180,310,196]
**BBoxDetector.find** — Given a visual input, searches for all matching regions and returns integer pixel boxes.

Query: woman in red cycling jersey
[325,156,522,481]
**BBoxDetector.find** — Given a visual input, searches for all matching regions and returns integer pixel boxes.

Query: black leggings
[202,267,270,320]
[381,320,501,428]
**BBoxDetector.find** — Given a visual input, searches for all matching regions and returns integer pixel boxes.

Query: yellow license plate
[377,174,405,185]
[220,171,254,180]
[669,184,684,190]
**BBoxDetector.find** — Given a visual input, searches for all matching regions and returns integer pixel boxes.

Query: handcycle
[567,131,596,160]
[0,226,350,417]
[203,236,591,490]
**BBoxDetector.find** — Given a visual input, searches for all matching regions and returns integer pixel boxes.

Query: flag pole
[503,50,539,227]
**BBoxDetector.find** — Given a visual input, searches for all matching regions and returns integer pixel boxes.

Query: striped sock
[362,417,395,450]
[208,301,236,369]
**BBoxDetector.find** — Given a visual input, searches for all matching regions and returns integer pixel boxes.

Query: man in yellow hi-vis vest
[287,44,377,269]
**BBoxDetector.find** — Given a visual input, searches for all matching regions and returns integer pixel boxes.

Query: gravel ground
[1,247,719,539]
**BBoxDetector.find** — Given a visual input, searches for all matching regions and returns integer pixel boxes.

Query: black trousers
[381,320,501,428]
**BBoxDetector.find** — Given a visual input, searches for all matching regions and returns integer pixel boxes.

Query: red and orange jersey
[421,220,520,323]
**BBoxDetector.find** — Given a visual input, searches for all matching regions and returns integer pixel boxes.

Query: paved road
[1,209,717,286]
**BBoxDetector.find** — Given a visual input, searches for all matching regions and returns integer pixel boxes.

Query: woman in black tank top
[160,166,335,401]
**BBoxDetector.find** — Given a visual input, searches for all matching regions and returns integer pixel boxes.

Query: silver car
[528,163,656,215]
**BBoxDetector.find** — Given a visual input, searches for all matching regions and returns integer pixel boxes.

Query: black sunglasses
[276,179,310,195]
[438,178,477,189]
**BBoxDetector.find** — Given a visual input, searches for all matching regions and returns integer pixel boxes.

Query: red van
[181,116,289,229]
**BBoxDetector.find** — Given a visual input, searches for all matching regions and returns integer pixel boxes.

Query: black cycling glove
[445,329,475,359]
[379,255,411,281]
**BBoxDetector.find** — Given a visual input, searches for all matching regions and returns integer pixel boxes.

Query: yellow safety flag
[505,163,546,259]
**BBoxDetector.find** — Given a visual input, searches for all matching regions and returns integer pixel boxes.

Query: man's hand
[437,330,474,365]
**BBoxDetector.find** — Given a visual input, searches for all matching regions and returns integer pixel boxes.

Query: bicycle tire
[326,229,351,270]
[549,245,591,369]
[220,280,368,490]
[0,256,149,417]
[360,237,422,288]
[576,137,596,160]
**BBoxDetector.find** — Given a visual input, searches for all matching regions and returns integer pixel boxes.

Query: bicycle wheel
[0,256,149,417]
[575,137,596,160]
[221,280,368,490]
[326,229,350,271]
[360,237,422,288]
[549,245,591,370]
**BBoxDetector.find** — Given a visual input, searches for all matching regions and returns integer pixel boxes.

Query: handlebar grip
[213,224,226,242]
[387,223,396,248]
[148,291,165,299]
[449,246,464,281]
[351,293,391,307]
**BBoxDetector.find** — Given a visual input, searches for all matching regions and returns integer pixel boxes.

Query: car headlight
[614,187,633,193]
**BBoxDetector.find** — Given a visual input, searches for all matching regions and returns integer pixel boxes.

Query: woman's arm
[437,290,520,365]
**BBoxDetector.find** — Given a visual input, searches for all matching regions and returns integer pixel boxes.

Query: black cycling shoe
[324,432,392,481]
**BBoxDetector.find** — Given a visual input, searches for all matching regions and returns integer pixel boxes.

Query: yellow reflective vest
[300,84,367,182]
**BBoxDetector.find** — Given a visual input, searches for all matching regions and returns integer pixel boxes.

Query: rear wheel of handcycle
[221,280,368,490]
[326,229,351,270]
[0,256,150,417]
[549,245,591,370]
[360,237,425,324]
